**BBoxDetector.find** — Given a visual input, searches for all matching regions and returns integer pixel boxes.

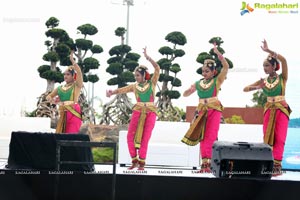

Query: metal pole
[124,0,133,45]
[92,83,94,108]
[88,73,91,104]
[126,3,130,45]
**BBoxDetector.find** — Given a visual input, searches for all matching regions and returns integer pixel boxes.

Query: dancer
[106,47,160,170]
[243,39,291,176]
[46,51,83,134]
[181,43,229,173]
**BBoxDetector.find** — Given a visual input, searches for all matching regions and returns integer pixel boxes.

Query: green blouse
[135,80,153,102]
[195,78,217,98]
[262,74,283,97]
[57,85,74,101]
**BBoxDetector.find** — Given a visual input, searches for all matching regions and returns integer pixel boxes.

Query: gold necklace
[199,79,214,89]
[62,83,74,90]
[136,82,150,92]
[264,75,279,89]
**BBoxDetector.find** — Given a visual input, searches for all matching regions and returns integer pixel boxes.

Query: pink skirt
[65,104,82,134]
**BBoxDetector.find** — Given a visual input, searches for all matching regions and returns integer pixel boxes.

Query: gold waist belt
[135,102,155,107]
[267,96,285,103]
[58,101,77,106]
[199,97,218,104]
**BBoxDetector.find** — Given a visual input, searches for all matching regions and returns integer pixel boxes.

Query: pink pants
[127,110,156,160]
[263,109,289,161]
[65,104,82,134]
[200,110,222,159]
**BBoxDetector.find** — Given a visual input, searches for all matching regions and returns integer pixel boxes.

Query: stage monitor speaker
[6,131,94,172]
[211,141,273,179]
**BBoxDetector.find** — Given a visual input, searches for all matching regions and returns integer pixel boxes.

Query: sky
[0,0,299,119]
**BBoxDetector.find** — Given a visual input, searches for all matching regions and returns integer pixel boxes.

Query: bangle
[147,57,151,61]
[218,55,224,61]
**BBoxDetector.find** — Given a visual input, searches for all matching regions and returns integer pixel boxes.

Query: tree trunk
[100,94,133,125]
[46,80,55,92]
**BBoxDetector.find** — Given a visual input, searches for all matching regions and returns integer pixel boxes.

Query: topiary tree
[100,27,140,125]
[35,17,72,126]
[39,17,71,92]
[73,23,103,123]
[156,31,186,121]
[196,37,233,75]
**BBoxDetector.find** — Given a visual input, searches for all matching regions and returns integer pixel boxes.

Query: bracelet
[147,57,151,61]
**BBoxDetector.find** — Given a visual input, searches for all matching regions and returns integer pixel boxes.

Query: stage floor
[2,159,300,200]
[100,164,300,181]
[1,159,300,181]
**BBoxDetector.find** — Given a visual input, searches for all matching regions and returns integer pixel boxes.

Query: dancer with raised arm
[46,51,83,134]
[106,47,160,170]
[243,39,291,176]
[181,43,229,173]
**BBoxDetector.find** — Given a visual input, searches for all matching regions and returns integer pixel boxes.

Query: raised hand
[213,42,220,55]
[261,39,269,52]
[213,42,224,60]
[70,50,76,63]
[143,46,151,60]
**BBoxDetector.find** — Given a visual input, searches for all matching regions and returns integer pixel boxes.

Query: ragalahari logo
[240,2,254,15]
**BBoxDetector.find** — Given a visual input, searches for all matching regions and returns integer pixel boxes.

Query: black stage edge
[0,170,299,200]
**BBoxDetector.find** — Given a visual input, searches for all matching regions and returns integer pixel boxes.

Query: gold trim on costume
[61,83,75,91]
[263,101,291,146]
[65,105,82,119]
[135,102,155,107]
[55,104,82,133]
[199,79,214,90]
[56,106,67,133]
[135,82,150,93]
[132,102,157,149]
[264,75,279,89]
[181,100,223,146]
[58,100,76,106]
[267,95,285,103]
[199,97,218,104]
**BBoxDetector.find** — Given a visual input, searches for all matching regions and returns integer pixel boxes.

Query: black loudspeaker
[6,131,94,172]
[211,141,274,179]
